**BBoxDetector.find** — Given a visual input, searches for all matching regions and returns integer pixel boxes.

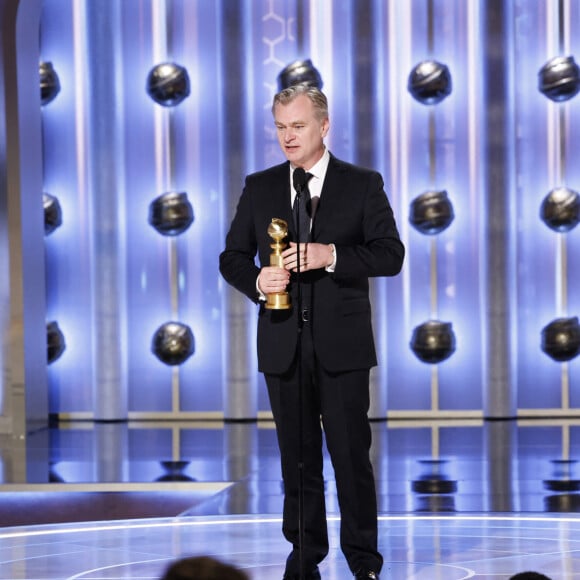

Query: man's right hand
[258,266,290,295]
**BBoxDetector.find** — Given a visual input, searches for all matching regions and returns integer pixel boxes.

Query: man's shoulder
[328,154,380,179]
[247,161,289,183]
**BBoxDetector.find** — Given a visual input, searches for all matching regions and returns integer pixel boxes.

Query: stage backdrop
[2,0,580,428]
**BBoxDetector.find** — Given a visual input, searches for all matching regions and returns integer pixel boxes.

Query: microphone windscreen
[293,168,307,192]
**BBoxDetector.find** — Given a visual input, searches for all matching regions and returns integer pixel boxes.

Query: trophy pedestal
[266,292,291,310]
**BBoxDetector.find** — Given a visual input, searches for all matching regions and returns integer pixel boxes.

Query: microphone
[293,167,307,197]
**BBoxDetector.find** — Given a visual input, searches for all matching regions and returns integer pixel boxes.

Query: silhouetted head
[160,556,249,580]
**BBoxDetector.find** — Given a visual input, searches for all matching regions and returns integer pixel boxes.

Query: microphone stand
[294,183,306,580]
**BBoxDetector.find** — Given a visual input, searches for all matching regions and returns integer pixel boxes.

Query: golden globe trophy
[266,218,291,310]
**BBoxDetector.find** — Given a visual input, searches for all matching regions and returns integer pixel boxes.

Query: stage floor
[1,514,579,579]
[1,418,579,579]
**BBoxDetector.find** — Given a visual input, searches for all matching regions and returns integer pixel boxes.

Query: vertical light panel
[387,0,432,414]
[566,1,580,408]
[177,0,226,414]
[121,1,175,414]
[481,0,517,418]
[377,0,413,413]
[151,2,183,414]
[85,2,128,420]
[42,0,95,416]
[218,0,263,419]
[430,0,484,414]
[383,0,484,417]
[369,0,390,415]
[42,0,129,420]
[514,0,580,414]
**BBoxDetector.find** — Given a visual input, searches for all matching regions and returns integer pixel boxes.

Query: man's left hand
[282,242,333,272]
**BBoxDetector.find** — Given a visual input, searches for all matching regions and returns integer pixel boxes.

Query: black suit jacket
[219,153,405,375]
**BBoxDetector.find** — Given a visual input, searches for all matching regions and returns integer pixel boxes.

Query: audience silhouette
[160,556,249,580]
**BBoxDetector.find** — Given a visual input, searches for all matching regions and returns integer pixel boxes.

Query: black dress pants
[265,320,383,575]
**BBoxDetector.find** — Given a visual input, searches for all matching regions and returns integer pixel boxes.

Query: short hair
[272,85,329,122]
[509,573,553,580]
[160,556,249,580]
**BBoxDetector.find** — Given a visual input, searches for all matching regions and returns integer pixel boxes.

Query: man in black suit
[219,85,404,580]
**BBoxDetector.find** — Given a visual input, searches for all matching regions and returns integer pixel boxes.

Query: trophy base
[265,293,291,310]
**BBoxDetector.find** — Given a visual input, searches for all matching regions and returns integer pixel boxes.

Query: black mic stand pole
[294,184,306,580]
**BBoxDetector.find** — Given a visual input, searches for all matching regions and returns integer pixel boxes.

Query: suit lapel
[280,166,294,239]
[311,154,345,241]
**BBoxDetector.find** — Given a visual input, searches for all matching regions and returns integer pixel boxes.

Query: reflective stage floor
[1,418,580,579]
[2,514,580,579]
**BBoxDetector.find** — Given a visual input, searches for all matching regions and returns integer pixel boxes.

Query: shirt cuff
[325,243,336,273]
[256,275,266,301]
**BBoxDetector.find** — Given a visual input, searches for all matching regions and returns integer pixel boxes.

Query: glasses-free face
[274,94,329,170]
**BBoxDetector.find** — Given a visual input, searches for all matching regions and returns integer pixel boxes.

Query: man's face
[274,94,329,170]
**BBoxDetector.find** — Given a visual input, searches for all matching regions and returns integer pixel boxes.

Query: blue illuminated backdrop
[34,0,580,421]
